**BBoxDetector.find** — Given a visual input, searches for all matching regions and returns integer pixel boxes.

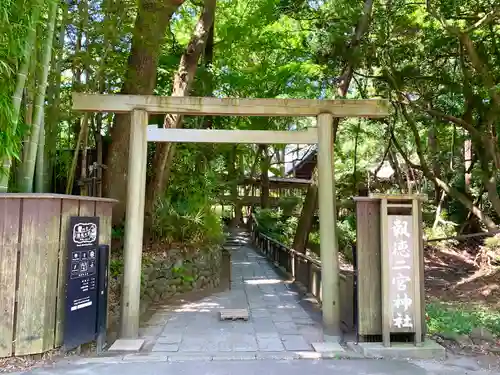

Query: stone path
[137,231,331,360]
[14,357,500,375]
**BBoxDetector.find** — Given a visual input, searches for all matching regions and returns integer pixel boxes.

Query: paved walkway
[14,357,500,375]
[137,231,327,359]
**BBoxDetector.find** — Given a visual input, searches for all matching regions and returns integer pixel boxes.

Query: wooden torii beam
[72,93,389,342]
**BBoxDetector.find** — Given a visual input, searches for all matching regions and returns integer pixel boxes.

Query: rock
[436,332,473,347]
[161,289,174,299]
[195,278,203,289]
[161,268,173,278]
[148,269,159,281]
[142,266,154,276]
[153,279,168,294]
[180,284,192,292]
[152,292,161,302]
[470,327,496,345]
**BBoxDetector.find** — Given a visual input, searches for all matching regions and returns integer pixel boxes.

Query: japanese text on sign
[388,215,414,331]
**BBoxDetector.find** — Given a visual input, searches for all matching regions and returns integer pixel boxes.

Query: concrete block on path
[108,339,145,352]
[311,342,345,354]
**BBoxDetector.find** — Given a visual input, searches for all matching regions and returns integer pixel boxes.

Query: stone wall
[109,246,224,318]
[139,247,223,313]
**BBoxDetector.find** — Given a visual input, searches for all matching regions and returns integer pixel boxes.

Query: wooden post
[317,113,341,339]
[353,197,382,340]
[120,109,148,338]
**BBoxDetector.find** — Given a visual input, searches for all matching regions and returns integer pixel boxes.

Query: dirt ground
[424,241,500,307]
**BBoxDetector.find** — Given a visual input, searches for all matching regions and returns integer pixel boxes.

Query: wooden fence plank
[95,202,113,328]
[15,198,61,355]
[54,199,79,347]
[79,200,96,216]
[0,199,21,358]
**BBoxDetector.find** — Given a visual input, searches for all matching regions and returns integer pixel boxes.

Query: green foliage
[307,215,356,262]
[0,0,42,170]
[254,208,298,246]
[152,199,224,246]
[278,196,302,216]
[112,225,125,241]
[109,258,123,279]
[149,140,226,247]
[172,264,195,284]
[426,302,500,336]
[336,215,356,262]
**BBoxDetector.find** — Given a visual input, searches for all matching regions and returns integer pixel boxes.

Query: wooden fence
[0,194,115,358]
[249,215,354,330]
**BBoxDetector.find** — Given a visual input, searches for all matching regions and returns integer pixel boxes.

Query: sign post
[63,216,100,351]
[375,194,426,347]
[96,244,110,353]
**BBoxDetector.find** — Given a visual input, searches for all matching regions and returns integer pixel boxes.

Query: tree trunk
[482,172,500,219]
[228,146,241,227]
[19,0,58,193]
[434,176,496,230]
[104,0,186,224]
[17,57,37,187]
[464,138,472,192]
[260,146,270,209]
[428,125,441,202]
[387,148,406,192]
[392,124,497,230]
[80,117,90,195]
[202,22,215,129]
[66,114,88,195]
[292,168,318,253]
[35,113,45,192]
[332,0,374,137]
[145,0,217,220]
[45,2,69,192]
[290,1,374,254]
[0,3,41,192]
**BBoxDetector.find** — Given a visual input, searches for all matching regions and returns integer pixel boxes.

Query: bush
[426,302,500,335]
[309,216,356,262]
[254,208,298,246]
[152,199,224,246]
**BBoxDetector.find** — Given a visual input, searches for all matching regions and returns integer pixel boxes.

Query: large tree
[104,0,186,223]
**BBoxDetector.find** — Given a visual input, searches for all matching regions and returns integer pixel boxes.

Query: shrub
[254,208,298,246]
[152,199,224,246]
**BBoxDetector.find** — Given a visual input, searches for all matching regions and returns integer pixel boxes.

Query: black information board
[63,216,100,350]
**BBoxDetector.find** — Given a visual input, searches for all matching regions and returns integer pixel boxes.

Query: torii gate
[72,93,389,342]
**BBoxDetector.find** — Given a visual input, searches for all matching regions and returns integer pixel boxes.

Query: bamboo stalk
[0,3,41,192]
[19,0,58,192]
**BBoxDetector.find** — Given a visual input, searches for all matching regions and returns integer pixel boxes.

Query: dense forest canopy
[1,0,500,248]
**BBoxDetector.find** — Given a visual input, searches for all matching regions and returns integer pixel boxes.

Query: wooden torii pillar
[72,93,389,342]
